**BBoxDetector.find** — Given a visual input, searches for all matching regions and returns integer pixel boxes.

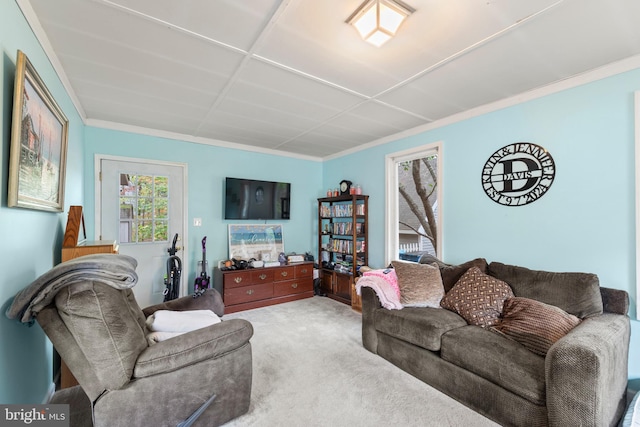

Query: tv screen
[224,177,291,220]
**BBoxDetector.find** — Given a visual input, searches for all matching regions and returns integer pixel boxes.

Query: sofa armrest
[600,287,629,315]
[361,287,382,354]
[142,289,224,318]
[546,313,630,427]
[133,318,252,378]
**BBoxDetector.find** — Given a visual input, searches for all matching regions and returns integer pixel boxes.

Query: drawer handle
[234,277,243,284]
[246,289,254,295]
[301,269,308,274]
[259,274,267,280]
[281,271,288,277]
[291,283,298,289]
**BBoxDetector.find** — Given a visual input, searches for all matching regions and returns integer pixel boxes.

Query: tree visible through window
[395,149,439,262]
[119,174,169,243]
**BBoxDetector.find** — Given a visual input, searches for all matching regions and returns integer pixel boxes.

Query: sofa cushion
[392,261,445,308]
[440,267,514,327]
[419,255,489,293]
[488,262,603,318]
[374,306,467,351]
[492,297,581,356]
[441,325,546,405]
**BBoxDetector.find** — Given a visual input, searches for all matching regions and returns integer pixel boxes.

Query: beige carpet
[223,296,499,427]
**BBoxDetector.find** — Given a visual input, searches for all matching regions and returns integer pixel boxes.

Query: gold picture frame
[8,50,68,212]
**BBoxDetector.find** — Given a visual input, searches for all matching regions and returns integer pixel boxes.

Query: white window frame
[385,141,443,266]
[635,91,640,319]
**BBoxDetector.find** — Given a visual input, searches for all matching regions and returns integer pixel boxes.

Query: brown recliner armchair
[6,254,253,427]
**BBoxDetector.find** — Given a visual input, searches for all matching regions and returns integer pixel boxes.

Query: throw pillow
[488,262,603,318]
[492,297,581,356]
[440,258,489,293]
[440,266,514,327]
[391,261,445,308]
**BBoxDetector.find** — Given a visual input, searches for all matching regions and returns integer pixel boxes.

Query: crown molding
[85,119,323,162]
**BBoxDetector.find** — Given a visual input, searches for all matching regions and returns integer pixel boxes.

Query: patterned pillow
[391,261,445,308]
[440,266,514,327]
[440,258,488,293]
[492,297,581,356]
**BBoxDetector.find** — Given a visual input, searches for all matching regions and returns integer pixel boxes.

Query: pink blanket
[363,269,400,298]
[356,276,402,310]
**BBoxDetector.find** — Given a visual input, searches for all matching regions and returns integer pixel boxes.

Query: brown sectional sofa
[361,258,631,427]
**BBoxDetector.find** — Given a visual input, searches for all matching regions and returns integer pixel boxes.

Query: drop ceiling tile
[32,0,249,76]
[60,56,220,109]
[216,97,321,132]
[83,98,202,134]
[225,81,340,122]
[105,0,280,51]
[39,19,243,92]
[349,101,429,129]
[304,124,378,145]
[324,102,428,141]
[198,110,304,142]
[275,141,334,157]
[237,59,366,109]
[196,126,286,148]
[73,80,209,122]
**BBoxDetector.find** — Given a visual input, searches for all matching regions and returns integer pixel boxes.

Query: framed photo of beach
[8,50,69,212]
[228,224,284,261]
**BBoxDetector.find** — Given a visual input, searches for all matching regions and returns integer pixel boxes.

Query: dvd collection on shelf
[324,238,365,254]
[319,203,365,218]
[323,221,364,235]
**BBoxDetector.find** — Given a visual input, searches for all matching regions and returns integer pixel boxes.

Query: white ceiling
[18,0,640,160]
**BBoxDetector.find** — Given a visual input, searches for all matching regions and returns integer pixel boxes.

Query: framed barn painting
[8,50,68,212]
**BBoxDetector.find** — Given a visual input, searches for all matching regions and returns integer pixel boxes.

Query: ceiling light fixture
[347,0,415,47]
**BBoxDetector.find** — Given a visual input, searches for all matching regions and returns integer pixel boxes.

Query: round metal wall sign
[481,142,555,206]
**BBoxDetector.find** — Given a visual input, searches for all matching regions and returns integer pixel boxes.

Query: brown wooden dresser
[216,262,314,313]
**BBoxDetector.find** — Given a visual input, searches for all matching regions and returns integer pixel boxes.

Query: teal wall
[323,68,640,381]
[0,0,85,404]
[83,127,322,289]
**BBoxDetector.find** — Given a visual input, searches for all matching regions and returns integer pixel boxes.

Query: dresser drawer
[223,270,253,289]
[251,269,275,284]
[274,278,313,297]
[273,266,295,282]
[224,283,273,305]
[294,264,313,278]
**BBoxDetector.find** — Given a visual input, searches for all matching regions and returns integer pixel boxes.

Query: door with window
[99,158,186,308]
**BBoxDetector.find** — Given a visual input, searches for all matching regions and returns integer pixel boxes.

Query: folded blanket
[146,309,221,333]
[363,269,400,298]
[146,331,185,346]
[356,276,403,310]
[6,253,138,324]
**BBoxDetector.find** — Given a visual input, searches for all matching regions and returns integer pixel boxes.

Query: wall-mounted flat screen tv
[224,177,291,220]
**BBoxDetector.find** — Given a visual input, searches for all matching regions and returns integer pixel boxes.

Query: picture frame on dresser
[8,50,69,212]
[228,223,284,261]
